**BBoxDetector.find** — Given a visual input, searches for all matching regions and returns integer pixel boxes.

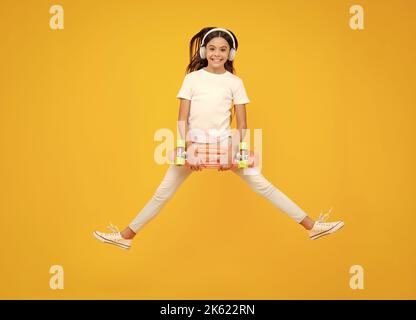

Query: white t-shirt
[176,68,250,143]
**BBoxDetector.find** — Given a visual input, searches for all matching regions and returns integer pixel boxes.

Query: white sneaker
[308,208,344,240]
[93,223,132,250]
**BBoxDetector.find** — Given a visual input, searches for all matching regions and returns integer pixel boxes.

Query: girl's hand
[190,158,203,171]
[218,144,233,171]
[187,143,203,171]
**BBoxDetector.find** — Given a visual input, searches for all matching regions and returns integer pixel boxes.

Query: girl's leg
[231,167,312,228]
[122,164,192,238]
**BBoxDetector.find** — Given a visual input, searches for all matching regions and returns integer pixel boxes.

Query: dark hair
[185,27,239,74]
[184,27,240,126]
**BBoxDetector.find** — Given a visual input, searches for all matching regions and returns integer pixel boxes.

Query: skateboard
[170,139,258,169]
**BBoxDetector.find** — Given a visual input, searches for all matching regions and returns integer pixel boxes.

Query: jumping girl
[93,27,344,250]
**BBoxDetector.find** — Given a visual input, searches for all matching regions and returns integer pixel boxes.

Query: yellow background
[1,0,415,299]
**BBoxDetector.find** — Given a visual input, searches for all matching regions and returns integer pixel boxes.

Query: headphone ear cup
[199,46,206,59]
[228,48,236,61]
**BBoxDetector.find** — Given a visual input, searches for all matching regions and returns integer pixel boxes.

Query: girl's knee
[153,166,190,201]
[154,185,174,202]
[242,174,275,195]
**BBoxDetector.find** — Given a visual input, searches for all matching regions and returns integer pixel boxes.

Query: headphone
[199,28,236,61]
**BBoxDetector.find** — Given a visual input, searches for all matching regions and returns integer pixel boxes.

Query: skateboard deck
[168,143,258,169]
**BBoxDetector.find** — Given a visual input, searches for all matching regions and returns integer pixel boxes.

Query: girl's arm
[234,104,248,142]
[219,104,247,171]
[177,98,192,148]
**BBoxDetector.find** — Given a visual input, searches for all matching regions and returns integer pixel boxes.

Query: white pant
[129,165,308,233]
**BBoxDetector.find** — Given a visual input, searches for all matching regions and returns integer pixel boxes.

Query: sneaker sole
[93,231,131,250]
[310,221,344,240]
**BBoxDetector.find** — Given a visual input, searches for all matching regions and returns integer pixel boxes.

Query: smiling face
[204,36,231,72]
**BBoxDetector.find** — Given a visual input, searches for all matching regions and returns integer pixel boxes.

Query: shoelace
[107,222,120,234]
[317,207,333,223]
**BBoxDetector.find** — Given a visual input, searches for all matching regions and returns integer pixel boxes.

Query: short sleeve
[176,74,192,100]
[233,79,250,105]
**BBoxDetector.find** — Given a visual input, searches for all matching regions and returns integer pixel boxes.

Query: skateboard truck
[237,141,249,168]
[175,138,186,165]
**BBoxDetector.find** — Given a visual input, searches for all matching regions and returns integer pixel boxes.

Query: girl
[93,27,344,250]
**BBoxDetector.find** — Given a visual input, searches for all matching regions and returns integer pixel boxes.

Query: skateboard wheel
[175,156,185,166]
[238,160,248,168]
[177,139,185,148]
